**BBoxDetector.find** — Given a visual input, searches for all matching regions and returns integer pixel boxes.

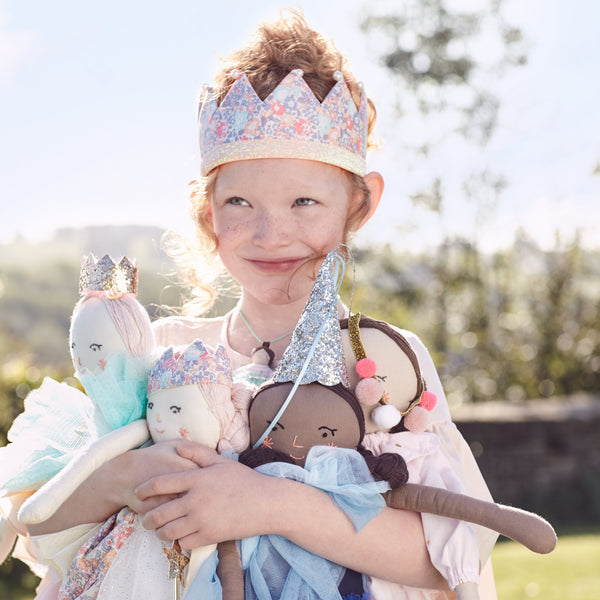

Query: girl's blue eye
[295,197,315,206]
[228,196,249,206]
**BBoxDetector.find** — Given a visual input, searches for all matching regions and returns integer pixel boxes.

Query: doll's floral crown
[79,254,137,296]
[198,69,368,176]
[147,339,232,395]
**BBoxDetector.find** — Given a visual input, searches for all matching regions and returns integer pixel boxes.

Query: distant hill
[0,225,169,267]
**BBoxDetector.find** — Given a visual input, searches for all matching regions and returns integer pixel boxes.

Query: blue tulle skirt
[238,446,389,600]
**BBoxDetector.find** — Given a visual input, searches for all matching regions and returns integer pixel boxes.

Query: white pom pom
[371,404,402,430]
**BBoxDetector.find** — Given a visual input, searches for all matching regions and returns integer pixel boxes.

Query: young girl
[26,10,498,598]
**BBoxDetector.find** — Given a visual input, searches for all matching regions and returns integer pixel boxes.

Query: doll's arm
[19,419,150,525]
[387,483,556,554]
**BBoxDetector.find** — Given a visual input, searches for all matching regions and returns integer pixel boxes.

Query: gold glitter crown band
[198,69,368,176]
[79,254,137,296]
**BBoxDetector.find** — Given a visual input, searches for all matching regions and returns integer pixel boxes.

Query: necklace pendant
[252,341,276,369]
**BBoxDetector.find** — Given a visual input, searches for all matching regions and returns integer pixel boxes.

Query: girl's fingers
[175,440,223,467]
[141,496,188,533]
[134,470,194,502]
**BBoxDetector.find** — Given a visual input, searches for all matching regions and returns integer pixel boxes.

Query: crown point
[333,71,344,82]
[230,69,242,79]
[79,254,137,296]
[291,68,304,77]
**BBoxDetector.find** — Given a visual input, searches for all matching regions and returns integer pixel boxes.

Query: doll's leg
[216,540,244,600]
[386,483,556,554]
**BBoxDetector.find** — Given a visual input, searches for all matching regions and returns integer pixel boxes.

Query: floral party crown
[198,69,368,176]
[147,339,232,396]
[79,254,137,296]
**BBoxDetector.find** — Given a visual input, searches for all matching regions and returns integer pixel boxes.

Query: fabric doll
[24,339,249,600]
[338,313,557,600]
[239,380,409,600]
[0,254,154,596]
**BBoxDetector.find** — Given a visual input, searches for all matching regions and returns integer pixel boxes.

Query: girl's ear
[356,171,384,229]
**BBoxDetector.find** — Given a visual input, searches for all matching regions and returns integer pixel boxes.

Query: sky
[1,0,599,252]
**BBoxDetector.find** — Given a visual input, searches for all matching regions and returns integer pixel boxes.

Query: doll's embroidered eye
[170,405,181,414]
[147,401,154,410]
[318,426,337,438]
[71,342,75,349]
[267,420,284,432]
[89,343,102,351]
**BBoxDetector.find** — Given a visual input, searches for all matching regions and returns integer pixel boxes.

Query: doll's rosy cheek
[179,427,191,439]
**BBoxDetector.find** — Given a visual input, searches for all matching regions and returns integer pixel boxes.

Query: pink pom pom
[355,377,384,405]
[419,390,437,412]
[404,406,429,433]
[355,358,377,379]
[371,404,402,429]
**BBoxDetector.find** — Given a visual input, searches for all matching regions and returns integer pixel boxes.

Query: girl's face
[210,158,357,306]
[248,383,362,466]
[146,386,221,448]
[70,296,127,373]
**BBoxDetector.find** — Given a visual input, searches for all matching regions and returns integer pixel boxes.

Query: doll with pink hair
[0,254,156,597]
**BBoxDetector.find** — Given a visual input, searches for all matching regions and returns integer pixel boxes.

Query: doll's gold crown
[79,254,137,295]
[198,69,368,176]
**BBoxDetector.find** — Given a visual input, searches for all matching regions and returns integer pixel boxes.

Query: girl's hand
[136,441,279,549]
[120,441,200,514]
[26,441,198,535]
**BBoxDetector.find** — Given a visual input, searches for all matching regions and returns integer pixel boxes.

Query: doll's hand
[136,441,281,550]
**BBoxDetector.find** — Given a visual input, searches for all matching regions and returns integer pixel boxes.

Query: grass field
[491,531,600,599]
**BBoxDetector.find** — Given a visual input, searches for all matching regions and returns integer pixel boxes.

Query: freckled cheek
[215,221,251,246]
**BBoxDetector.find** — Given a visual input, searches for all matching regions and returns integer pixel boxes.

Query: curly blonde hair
[174,9,378,316]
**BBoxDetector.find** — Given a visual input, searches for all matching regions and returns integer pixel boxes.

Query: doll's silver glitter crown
[78,254,137,295]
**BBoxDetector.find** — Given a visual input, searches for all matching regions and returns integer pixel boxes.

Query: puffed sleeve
[397,328,499,567]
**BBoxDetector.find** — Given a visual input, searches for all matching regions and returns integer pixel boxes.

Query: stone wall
[451,394,600,528]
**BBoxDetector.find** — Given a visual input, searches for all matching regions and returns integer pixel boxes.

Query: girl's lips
[246,257,306,274]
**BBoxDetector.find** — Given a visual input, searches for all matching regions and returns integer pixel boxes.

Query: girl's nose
[253,211,291,248]
[292,435,303,448]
